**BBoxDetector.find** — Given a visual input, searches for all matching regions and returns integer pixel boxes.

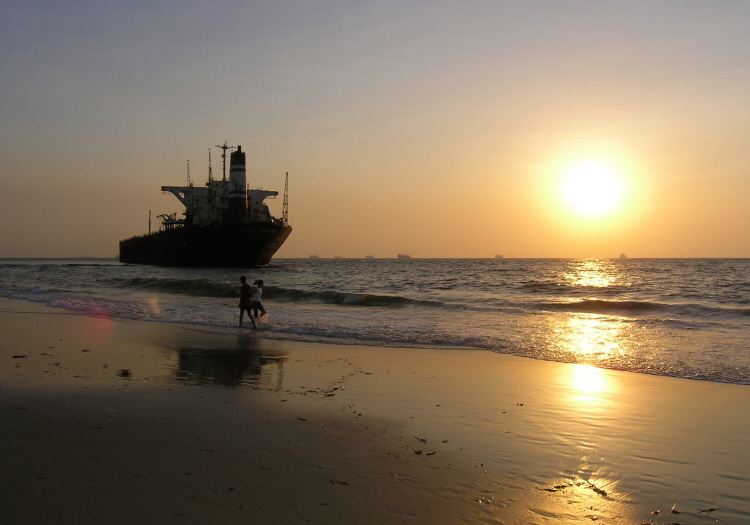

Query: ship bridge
[160,182,279,227]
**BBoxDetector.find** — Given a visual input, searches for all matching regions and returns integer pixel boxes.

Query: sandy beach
[2,297,749,524]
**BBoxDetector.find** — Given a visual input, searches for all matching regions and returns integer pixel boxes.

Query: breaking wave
[117,277,441,308]
[267,287,442,308]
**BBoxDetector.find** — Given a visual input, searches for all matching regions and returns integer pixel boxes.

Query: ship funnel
[228,146,248,223]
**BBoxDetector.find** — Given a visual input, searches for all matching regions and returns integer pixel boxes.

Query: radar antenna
[216,140,237,181]
[282,172,289,224]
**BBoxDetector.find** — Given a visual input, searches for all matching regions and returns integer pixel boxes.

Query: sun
[559,160,624,217]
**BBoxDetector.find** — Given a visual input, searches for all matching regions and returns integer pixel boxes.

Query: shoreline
[2,297,750,524]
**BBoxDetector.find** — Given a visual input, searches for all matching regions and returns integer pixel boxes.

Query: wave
[518,280,631,297]
[269,287,442,308]
[119,277,238,298]
[544,299,664,314]
[542,299,750,319]
[116,277,441,308]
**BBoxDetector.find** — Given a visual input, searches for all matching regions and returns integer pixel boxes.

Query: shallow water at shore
[1,257,749,384]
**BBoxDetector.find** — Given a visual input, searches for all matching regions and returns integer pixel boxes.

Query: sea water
[1,257,748,384]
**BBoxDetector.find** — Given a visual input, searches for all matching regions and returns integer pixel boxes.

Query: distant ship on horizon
[397,253,411,259]
[119,141,291,267]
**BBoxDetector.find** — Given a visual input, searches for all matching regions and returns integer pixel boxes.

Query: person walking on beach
[239,276,256,329]
[252,279,267,319]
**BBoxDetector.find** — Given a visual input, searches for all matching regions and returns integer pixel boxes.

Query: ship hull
[119,223,292,268]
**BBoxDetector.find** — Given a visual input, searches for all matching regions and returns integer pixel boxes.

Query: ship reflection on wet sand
[174,342,286,388]
[175,349,285,387]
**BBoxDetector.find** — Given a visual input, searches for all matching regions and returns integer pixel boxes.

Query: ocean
[1,257,749,385]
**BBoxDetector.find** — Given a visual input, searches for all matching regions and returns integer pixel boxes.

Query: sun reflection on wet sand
[523,363,632,520]
[570,363,610,398]
[571,367,622,507]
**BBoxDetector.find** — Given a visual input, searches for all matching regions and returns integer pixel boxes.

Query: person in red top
[238,276,256,328]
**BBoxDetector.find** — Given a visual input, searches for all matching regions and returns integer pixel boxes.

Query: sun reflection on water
[564,259,620,288]
[551,259,633,367]
[554,314,625,361]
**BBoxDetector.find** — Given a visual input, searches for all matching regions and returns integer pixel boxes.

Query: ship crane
[282,172,289,225]
[216,140,237,181]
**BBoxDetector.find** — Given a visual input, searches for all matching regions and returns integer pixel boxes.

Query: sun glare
[571,364,608,395]
[560,160,624,217]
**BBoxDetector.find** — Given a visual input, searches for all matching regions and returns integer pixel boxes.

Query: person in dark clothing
[239,276,256,328]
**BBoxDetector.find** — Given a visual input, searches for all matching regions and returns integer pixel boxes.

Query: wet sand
[2,298,749,524]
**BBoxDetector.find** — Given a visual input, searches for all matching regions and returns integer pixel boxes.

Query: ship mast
[216,140,237,181]
[208,148,213,182]
[282,172,289,225]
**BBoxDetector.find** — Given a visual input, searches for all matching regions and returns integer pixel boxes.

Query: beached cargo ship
[119,142,292,267]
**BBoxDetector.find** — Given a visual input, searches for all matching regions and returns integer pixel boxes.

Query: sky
[1,1,749,259]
